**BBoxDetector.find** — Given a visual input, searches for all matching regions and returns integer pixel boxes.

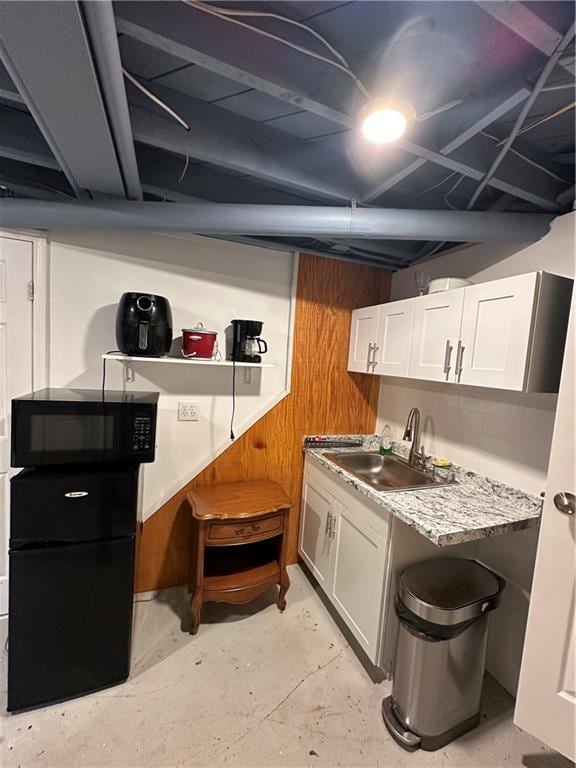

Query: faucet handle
[416,446,432,470]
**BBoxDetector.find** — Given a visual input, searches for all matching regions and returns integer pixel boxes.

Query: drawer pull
[234,523,261,536]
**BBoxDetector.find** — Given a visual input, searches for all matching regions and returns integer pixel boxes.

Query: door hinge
[26,280,34,301]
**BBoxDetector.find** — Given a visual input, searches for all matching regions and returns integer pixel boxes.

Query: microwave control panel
[131,415,153,451]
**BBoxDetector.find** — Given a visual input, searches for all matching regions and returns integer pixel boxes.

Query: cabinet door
[299,474,336,590]
[330,499,389,663]
[348,305,379,373]
[374,299,415,376]
[408,288,465,382]
[458,273,537,390]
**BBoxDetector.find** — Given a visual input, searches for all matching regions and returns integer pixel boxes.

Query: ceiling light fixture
[360,98,416,144]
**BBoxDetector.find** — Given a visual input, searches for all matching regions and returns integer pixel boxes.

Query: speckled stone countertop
[304,435,542,546]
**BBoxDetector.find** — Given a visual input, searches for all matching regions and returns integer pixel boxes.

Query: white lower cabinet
[299,471,336,590]
[299,457,391,666]
[299,457,481,672]
[330,498,389,660]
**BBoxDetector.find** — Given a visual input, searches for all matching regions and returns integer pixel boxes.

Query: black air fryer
[116,293,173,357]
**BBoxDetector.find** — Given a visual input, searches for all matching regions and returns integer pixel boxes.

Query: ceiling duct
[0,201,554,243]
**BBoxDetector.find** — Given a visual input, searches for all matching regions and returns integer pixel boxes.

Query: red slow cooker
[182,324,218,359]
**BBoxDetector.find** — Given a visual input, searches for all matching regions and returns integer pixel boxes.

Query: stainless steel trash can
[382,558,504,752]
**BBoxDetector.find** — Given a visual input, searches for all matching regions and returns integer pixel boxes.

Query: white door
[374,299,414,377]
[348,305,379,373]
[299,473,336,590]
[458,273,537,390]
[330,499,389,663]
[0,235,34,616]
[514,297,575,761]
[408,288,465,382]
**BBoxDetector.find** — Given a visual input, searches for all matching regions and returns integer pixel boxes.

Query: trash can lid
[399,558,503,626]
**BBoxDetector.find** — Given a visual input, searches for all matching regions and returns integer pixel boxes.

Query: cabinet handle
[443,340,452,380]
[371,344,379,371]
[455,340,465,382]
[324,512,331,536]
[367,342,375,372]
[328,512,337,538]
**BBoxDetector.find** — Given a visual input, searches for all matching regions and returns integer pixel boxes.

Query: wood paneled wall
[135,253,391,592]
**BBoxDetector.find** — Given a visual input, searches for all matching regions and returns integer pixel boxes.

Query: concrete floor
[1,565,572,768]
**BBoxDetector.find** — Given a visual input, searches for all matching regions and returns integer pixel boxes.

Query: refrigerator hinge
[26,280,34,301]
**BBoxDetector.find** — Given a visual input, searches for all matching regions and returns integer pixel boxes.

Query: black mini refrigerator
[8,464,139,712]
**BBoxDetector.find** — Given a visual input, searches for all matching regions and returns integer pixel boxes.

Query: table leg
[278,568,290,611]
[190,588,203,635]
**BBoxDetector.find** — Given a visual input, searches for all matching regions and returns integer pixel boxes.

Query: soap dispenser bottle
[380,424,394,455]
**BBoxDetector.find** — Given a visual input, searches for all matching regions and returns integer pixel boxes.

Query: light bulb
[359,98,415,144]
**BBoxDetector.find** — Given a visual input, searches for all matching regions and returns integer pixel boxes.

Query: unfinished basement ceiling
[0,0,574,267]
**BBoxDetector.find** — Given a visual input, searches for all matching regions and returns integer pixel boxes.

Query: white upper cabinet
[458,273,537,390]
[373,299,414,377]
[348,305,379,373]
[347,272,573,392]
[408,288,465,382]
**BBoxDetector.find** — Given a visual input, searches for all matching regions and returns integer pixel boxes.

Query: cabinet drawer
[206,513,283,544]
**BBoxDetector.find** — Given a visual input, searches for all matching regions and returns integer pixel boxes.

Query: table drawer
[206,513,283,544]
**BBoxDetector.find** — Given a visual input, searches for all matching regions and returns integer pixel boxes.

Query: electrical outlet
[178,401,200,421]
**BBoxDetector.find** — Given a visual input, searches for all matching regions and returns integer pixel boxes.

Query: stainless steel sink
[323,451,455,492]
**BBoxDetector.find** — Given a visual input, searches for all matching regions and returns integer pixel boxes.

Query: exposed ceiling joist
[0,157,74,200]
[0,67,23,105]
[556,185,575,207]
[331,239,416,262]
[127,81,359,201]
[81,1,142,200]
[0,101,345,206]
[127,74,564,211]
[0,105,60,171]
[116,7,571,213]
[476,1,575,77]
[363,88,531,202]
[554,152,575,165]
[392,138,564,211]
[135,145,320,205]
[0,0,140,198]
[115,17,351,129]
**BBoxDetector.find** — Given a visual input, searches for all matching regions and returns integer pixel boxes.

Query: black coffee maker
[228,319,268,363]
[116,292,173,357]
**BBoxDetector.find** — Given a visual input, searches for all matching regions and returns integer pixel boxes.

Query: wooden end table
[186,480,293,635]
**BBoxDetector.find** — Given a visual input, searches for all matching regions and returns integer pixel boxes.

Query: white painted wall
[391,211,575,300]
[47,232,295,520]
[376,212,575,696]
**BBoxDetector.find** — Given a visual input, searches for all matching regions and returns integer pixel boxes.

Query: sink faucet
[403,407,424,467]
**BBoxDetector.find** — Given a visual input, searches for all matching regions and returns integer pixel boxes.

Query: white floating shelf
[102,353,274,368]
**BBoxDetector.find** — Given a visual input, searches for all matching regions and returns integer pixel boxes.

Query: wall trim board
[0,229,48,391]
[135,253,392,593]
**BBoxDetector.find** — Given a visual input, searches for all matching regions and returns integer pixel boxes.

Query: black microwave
[11,388,159,468]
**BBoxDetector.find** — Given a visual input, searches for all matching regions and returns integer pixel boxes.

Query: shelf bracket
[123,360,135,384]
